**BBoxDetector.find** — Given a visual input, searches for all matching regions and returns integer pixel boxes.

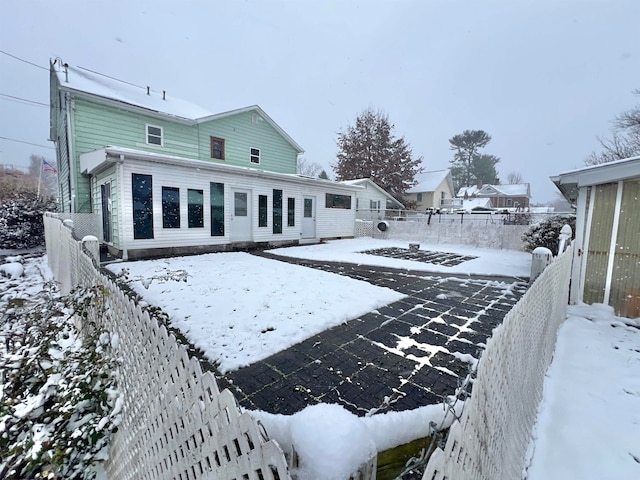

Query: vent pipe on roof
[146,86,150,95]
[63,63,69,83]
[163,90,166,100]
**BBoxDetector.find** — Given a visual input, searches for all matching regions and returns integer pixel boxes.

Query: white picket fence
[44,215,292,480]
[422,244,573,480]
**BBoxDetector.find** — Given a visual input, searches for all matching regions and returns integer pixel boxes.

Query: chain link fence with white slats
[422,244,573,480]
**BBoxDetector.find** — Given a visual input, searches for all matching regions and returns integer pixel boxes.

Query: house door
[302,196,316,239]
[100,183,112,243]
[231,189,252,242]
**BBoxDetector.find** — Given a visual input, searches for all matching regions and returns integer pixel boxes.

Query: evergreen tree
[448,130,499,192]
[318,169,329,180]
[333,108,423,201]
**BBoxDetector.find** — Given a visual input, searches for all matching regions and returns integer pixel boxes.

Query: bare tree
[297,157,324,177]
[586,90,640,165]
[506,171,524,184]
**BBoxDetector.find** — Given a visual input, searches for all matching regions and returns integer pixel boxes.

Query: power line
[77,65,147,90]
[0,136,55,150]
[0,93,48,107]
[0,49,48,71]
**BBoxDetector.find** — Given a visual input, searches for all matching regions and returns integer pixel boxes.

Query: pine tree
[448,130,499,192]
[333,108,423,201]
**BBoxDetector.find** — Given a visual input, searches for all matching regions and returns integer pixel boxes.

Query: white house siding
[316,191,357,238]
[354,183,386,220]
[116,159,357,256]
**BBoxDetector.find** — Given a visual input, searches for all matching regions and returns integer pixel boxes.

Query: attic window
[146,124,163,146]
[250,148,260,164]
[211,137,225,160]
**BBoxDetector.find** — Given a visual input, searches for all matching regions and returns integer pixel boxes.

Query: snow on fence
[422,244,573,480]
[43,215,292,480]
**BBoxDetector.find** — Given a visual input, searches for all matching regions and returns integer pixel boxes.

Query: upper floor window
[146,124,163,146]
[211,137,225,160]
[417,193,423,202]
[250,148,261,164]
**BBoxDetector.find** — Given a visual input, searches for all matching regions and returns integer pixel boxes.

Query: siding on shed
[583,183,617,305]
[610,178,640,317]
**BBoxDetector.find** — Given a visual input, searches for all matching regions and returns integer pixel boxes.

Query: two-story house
[405,169,456,211]
[49,60,360,260]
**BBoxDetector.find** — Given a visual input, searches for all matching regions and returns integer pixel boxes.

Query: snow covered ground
[4,240,639,479]
[525,304,640,480]
[271,238,531,278]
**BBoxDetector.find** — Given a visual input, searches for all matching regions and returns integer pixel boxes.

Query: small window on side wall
[250,148,260,164]
[326,193,352,209]
[146,124,163,146]
[211,137,225,160]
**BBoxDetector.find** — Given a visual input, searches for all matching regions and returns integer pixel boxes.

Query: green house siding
[197,111,298,174]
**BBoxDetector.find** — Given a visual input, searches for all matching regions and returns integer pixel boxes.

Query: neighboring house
[340,178,404,220]
[456,183,531,210]
[49,61,360,260]
[551,156,640,318]
[406,169,455,211]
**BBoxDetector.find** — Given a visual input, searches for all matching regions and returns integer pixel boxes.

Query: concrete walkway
[217,249,528,416]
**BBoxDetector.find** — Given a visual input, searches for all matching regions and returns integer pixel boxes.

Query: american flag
[43,159,57,173]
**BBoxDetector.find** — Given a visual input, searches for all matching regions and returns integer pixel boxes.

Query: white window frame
[146,124,164,146]
[250,147,261,164]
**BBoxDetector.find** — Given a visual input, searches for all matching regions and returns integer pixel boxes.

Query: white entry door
[231,189,252,242]
[302,196,316,239]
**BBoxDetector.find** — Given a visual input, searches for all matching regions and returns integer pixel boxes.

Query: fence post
[557,224,572,255]
[530,247,552,284]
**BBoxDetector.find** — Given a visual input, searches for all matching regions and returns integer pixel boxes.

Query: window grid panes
[188,189,204,228]
[250,148,260,164]
[162,186,180,228]
[211,137,225,160]
[146,125,163,146]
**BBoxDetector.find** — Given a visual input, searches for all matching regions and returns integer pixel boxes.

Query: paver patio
[216,249,528,416]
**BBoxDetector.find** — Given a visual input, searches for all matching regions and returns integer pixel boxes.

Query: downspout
[65,92,77,213]
[117,154,128,260]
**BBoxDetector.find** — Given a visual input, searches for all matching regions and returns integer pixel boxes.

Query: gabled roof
[406,169,452,194]
[340,178,404,208]
[457,183,530,198]
[52,61,304,153]
[478,183,530,197]
[456,185,480,197]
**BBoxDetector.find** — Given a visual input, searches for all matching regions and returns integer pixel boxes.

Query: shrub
[0,192,57,249]
[0,283,121,480]
[521,214,576,255]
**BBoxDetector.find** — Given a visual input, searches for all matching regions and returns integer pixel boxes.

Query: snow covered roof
[479,183,530,197]
[340,179,404,208]
[406,169,451,193]
[80,146,356,192]
[461,198,492,211]
[456,185,480,197]
[52,62,304,153]
[457,183,530,198]
[551,156,640,203]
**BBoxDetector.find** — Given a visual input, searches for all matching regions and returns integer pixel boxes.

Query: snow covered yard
[525,304,640,480]
[107,251,405,373]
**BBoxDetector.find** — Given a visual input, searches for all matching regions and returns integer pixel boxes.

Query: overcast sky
[1,0,639,202]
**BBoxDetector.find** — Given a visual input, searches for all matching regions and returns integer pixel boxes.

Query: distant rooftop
[406,169,451,193]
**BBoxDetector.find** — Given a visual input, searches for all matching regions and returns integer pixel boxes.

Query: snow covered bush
[521,215,576,255]
[0,284,121,480]
[0,192,57,249]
